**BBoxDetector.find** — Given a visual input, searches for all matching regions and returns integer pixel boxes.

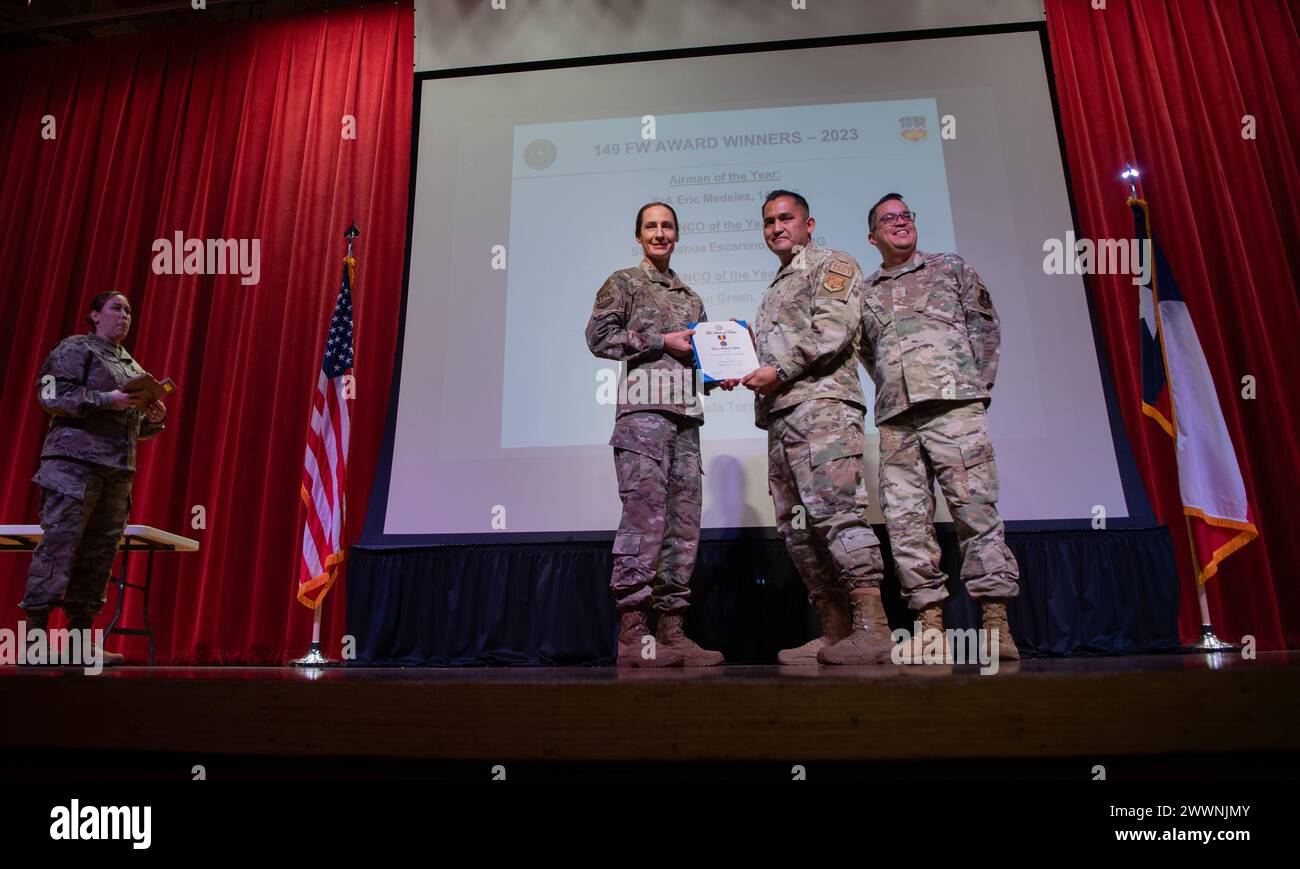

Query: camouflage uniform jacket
[36,334,166,472]
[861,251,1001,424]
[752,243,866,430]
[586,258,708,422]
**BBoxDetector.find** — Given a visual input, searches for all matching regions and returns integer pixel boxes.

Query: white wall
[414,0,1045,72]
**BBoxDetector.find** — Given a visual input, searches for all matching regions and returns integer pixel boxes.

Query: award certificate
[689,320,760,383]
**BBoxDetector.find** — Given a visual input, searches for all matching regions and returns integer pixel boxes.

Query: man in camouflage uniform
[740,190,890,666]
[21,292,168,665]
[860,193,1020,661]
[586,202,724,667]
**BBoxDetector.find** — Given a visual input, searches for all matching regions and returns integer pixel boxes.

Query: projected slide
[380,29,1135,537]
[502,99,955,448]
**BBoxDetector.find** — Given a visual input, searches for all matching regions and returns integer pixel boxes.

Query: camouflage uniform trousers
[768,398,884,604]
[609,411,703,613]
[878,398,1019,610]
[20,457,133,621]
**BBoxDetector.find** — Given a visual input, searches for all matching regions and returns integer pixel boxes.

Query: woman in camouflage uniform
[19,292,168,665]
[585,203,724,667]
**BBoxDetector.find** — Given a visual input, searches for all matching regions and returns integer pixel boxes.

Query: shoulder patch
[596,286,616,309]
[822,274,849,298]
[827,259,855,279]
[977,284,992,309]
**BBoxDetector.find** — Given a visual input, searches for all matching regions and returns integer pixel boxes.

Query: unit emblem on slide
[524,138,557,169]
[899,115,928,142]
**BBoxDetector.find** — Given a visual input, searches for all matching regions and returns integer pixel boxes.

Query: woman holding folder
[19,291,168,664]
[585,202,724,667]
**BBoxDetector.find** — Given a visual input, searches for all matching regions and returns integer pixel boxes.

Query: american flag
[298,257,355,607]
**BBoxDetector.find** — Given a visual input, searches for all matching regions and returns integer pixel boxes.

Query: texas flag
[1132,199,1258,583]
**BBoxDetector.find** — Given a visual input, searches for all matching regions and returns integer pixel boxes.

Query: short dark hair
[86,291,129,330]
[762,189,810,218]
[635,201,679,237]
[868,192,906,230]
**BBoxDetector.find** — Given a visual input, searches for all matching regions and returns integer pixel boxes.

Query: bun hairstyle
[86,291,129,330]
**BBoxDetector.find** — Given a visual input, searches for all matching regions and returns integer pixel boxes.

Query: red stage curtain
[1044,0,1300,648]
[0,5,413,663]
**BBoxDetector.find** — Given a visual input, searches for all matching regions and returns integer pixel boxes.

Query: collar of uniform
[640,258,683,290]
[870,250,928,285]
[87,333,125,355]
[773,241,819,284]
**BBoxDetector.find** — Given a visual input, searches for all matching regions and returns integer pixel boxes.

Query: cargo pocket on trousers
[961,539,1013,580]
[612,532,643,556]
[801,429,865,519]
[27,555,55,581]
[807,429,863,469]
[959,439,998,504]
[833,525,881,561]
[680,443,704,477]
[32,462,88,500]
[611,428,664,497]
[609,427,665,461]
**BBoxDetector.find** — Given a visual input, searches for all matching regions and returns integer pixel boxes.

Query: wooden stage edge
[2,653,1298,763]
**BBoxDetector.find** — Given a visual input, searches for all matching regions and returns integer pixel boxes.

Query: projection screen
[370,26,1142,541]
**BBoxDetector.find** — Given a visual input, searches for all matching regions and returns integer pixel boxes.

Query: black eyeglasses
[875,210,917,228]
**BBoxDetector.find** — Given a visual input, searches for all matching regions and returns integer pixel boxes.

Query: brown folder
[122,374,177,406]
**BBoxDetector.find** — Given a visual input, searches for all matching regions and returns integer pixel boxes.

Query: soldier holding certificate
[741,191,892,666]
[585,202,725,667]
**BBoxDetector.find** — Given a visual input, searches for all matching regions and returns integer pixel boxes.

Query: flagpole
[1183,514,1240,653]
[1123,164,1245,656]
[292,221,361,669]
[292,602,338,667]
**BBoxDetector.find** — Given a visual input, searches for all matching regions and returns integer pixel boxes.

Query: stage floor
[2,652,1298,778]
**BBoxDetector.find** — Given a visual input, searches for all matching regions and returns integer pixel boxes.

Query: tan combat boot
[616,610,683,668]
[895,605,948,664]
[68,616,126,667]
[817,587,895,665]
[656,612,724,667]
[777,592,850,665]
[980,601,1020,661]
